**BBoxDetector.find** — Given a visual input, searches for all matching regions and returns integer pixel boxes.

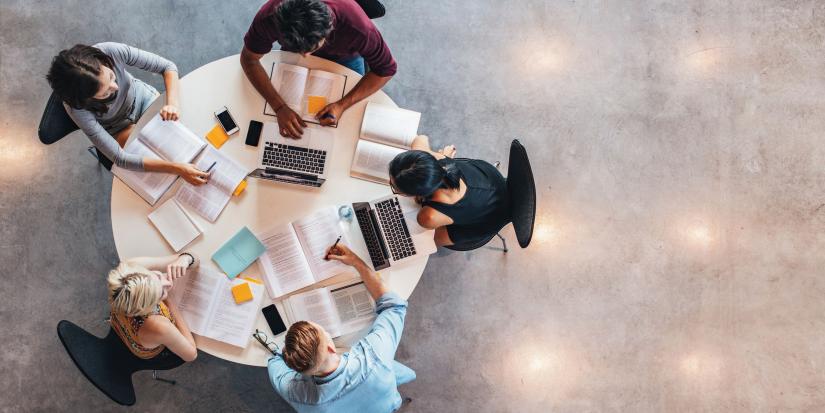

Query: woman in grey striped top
[46,42,209,185]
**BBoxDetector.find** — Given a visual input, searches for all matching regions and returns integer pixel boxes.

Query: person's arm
[416,207,454,229]
[267,356,306,401]
[160,70,180,121]
[316,72,392,127]
[125,253,198,277]
[141,308,198,362]
[240,47,306,138]
[326,244,387,300]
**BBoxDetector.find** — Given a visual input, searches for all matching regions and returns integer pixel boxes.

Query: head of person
[274,0,333,55]
[282,321,337,375]
[389,150,463,198]
[107,262,174,317]
[46,44,118,114]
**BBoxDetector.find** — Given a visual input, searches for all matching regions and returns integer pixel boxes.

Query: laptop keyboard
[354,207,389,270]
[262,142,326,175]
[375,198,416,261]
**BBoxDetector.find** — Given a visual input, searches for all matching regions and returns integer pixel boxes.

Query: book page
[265,63,309,115]
[330,282,376,335]
[137,115,204,163]
[350,139,404,184]
[204,278,265,348]
[147,199,202,252]
[292,207,350,282]
[256,224,315,298]
[360,102,420,149]
[112,138,177,205]
[167,266,221,334]
[174,147,248,222]
[302,70,346,119]
[286,289,342,338]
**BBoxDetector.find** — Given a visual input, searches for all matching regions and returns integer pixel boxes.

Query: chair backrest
[56,320,184,406]
[355,0,385,19]
[506,140,536,248]
[38,93,79,145]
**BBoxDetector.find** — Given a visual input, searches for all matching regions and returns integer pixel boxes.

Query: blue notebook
[212,226,266,279]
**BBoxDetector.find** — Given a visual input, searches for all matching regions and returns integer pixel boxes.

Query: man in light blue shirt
[267,243,416,412]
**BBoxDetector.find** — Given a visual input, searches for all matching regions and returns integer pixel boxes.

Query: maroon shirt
[244,0,397,77]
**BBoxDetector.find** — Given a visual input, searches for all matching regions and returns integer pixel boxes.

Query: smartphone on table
[262,304,287,336]
[215,106,240,135]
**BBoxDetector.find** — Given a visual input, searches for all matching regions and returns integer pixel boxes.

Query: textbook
[350,102,421,184]
[256,207,351,298]
[112,115,206,205]
[264,62,347,125]
[167,266,265,348]
[281,280,376,339]
[175,146,250,223]
[147,198,202,252]
[212,226,266,279]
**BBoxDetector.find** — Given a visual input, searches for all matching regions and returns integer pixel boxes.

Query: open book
[112,115,206,205]
[256,207,352,298]
[147,198,202,252]
[282,280,376,339]
[264,63,347,125]
[350,102,421,184]
[175,147,249,223]
[167,266,265,348]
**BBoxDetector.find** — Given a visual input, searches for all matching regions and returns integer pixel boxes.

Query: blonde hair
[107,262,162,317]
[283,321,322,373]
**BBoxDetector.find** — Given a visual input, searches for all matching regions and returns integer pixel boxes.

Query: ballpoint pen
[325,235,342,260]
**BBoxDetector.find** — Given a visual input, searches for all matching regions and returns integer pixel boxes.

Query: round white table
[111,51,428,367]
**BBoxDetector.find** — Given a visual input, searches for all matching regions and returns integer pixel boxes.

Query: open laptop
[352,195,437,270]
[249,122,333,187]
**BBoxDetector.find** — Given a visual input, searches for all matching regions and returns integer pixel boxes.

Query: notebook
[112,115,207,205]
[256,207,351,298]
[212,226,266,279]
[175,146,250,223]
[167,266,265,348]
[281,280,376,339]
[147,199,202,252]
[264,62,347,125]
[350,102,421,184]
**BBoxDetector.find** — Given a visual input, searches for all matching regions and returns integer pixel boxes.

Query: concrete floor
[2,0,825,411]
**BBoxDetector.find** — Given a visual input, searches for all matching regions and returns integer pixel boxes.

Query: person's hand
[178,163,210,186]
[275,105,306,139]
[159,104,180,121]
[438,144,457,158]
[316,101,344,127]
[166,255,191,280]
[325,243,364,267]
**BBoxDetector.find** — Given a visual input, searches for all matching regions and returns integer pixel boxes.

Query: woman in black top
[389,136,510,247]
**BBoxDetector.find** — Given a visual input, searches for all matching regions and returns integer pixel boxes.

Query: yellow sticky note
[231,282,254,304]
[206,124,230,149]
[307,95,327,114]
[240,276,263,285]
[233,179,247,196]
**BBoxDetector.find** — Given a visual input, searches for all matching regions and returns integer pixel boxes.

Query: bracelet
[179,252,195,268]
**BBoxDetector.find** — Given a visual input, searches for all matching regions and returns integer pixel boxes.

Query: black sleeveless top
[423,159,510,229]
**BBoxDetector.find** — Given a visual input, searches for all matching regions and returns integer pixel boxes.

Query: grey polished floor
[2,0,825,411]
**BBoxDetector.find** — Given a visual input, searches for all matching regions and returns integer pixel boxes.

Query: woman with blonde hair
[108,253,199,362]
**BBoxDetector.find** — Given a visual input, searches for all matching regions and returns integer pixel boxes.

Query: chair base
[152,370,176,385]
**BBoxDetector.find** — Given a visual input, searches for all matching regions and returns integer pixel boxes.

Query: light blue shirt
[268,292,409,413]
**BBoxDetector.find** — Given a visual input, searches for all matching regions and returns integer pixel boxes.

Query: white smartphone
[215,106,240,135]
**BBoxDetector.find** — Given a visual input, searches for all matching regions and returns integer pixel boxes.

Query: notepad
[147,199,202,252]
[205,124,230,149]
[231,282,254,304]
[212,226,266,279]
[307,95,327,115]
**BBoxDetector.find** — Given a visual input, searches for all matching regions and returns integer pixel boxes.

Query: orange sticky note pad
[231,282,254,304]
[307,95,326,114]
[206,124,230,149]
[233,179,247,196]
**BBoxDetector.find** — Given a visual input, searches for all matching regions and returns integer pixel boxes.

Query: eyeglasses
[252,329,280,356]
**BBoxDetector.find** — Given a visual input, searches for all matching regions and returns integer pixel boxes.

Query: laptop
[352,195,437,270]
[249,122,334,187]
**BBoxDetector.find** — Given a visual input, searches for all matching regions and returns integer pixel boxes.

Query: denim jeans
[335,55,366,75]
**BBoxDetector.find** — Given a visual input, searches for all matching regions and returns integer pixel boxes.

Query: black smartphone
[262,304,287,335]
[246,120,263,147]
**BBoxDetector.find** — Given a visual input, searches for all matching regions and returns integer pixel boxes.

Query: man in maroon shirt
[240,0,397,138]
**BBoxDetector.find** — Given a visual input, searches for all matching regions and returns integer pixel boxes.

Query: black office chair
[445,139,536,252]
[355,0,385,19]
[38,93,114,170]
[57,320,184,406]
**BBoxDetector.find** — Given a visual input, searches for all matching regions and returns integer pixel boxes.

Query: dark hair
[283,321,321,373]
[389,150,463,197]
[46,44,115,114]
[274,0,333,53]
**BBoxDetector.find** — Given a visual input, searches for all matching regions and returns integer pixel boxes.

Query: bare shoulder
[139,314,174,339]
[417,206,445,228]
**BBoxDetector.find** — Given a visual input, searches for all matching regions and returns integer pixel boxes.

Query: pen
[325,235,342,260]
[204,161,217,173]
